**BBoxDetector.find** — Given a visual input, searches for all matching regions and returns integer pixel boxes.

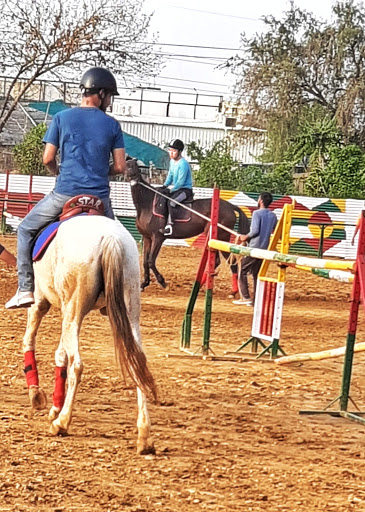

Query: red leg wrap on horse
[53,366,67,409]
[24,350,39,388]
[232,272,238,293]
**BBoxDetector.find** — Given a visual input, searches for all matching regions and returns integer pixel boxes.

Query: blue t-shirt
[248,208,277,249]
[43,107,125,198]
[164,157,192,192]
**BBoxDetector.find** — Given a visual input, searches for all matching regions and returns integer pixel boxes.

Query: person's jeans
[238,256,262,301]
[17,190,114,291]
[168,188,191,223]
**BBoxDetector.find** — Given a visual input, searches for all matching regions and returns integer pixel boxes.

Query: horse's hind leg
[218,227,239,298]
[221,252,239,298]
[49,312,84,436]
[149,235,168,288]
[141,236,152,290]
[48,342,68,422]
[125,269,154,454]
[23,299,51,411]
[136,387,154,455]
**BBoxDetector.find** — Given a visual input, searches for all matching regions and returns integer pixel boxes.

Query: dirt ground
[1,234,365,512]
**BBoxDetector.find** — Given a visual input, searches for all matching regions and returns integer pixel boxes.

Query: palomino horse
[125,159,250,292]
[21,214,157,454]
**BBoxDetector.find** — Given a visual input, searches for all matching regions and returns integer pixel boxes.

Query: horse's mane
[130,168,157,210]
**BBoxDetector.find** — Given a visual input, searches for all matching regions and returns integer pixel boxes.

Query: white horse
[22,214,157,455]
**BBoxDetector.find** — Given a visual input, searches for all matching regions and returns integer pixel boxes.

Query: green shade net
[122,132,169,169]
[28,99,69,116]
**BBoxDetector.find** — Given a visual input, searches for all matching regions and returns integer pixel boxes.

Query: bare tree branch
[0,0,162,135]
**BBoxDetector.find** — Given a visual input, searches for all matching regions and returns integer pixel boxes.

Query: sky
[141,0,336,100]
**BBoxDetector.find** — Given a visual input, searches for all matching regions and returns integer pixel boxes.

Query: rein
[138,181,239,238]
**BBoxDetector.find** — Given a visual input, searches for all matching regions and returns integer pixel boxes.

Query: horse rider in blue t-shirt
[161,139,193,236]
[6,67,126,309]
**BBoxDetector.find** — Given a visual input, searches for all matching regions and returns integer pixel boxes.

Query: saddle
[32,194,105,261]
[59,194,105,220]
[153,189,194,222]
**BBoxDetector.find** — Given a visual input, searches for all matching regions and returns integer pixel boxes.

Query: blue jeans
[168,188,192,223]
[17,190,114,291]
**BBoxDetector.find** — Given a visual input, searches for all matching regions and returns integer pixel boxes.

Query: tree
[187,140,294,195]
[13,123,48,175]
[187,140,242,190]
[305,144,365,198]
[228,1,365,149]
[0,0,162,135]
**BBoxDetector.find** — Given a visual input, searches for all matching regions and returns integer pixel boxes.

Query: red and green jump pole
[181,188,220,354]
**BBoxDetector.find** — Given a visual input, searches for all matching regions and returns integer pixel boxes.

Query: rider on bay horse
[161,139,193,236]
[6,67,126,309]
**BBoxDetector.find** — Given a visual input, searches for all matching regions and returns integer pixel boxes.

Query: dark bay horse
[125,159,249,292]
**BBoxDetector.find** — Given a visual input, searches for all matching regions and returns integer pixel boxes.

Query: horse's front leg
[48,342,68,422]
[49,314,83,436]
[149,235,168,288]
[141,236,152,290]
[22,299,51,411]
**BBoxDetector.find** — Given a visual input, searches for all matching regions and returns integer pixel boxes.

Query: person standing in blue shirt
[234,192,277,306]
[6,67,126,309]
[161,139,193,236]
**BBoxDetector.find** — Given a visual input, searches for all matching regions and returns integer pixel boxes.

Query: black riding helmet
[80,67,119,96]
[168,139,184,151]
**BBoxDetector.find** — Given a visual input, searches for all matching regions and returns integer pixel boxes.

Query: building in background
[0,76,265,172]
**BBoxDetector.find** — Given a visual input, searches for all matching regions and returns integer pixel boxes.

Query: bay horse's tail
[232,205,250,235]
[101,235,157,402]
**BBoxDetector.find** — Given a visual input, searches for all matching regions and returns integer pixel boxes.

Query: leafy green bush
[239,163,294,195]
[188,140,242,190]
[188,139,294,194]
[305,144,365,198]
[13,123,48,175]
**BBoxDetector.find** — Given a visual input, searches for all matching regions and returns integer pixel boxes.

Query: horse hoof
[228,291,238,299]
[48,406,61,422]
[49,419,68,436]
[29,386,47,411]
[137,440,155,456]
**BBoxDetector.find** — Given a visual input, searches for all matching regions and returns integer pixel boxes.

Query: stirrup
[162,224,173,236]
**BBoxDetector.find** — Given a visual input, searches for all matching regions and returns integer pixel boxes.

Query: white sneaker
[233,298,253,306]
[5,289,35,309]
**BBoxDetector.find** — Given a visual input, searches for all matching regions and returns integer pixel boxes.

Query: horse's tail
[232,205,250,235]
[101,235,157,402]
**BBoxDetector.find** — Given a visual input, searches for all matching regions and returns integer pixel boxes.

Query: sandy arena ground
[1,234,365,512]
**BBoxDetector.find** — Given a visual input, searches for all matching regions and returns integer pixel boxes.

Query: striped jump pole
[225,202,294,359]
[299,210,365,422]
[208,240,355,272]
[201,187,220,355]
[294,265,354,283]
[180,240,209,351]
[179,187,220,355]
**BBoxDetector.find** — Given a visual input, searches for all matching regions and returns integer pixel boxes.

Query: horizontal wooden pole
[208,239,355,272]
[275,342,365,365]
